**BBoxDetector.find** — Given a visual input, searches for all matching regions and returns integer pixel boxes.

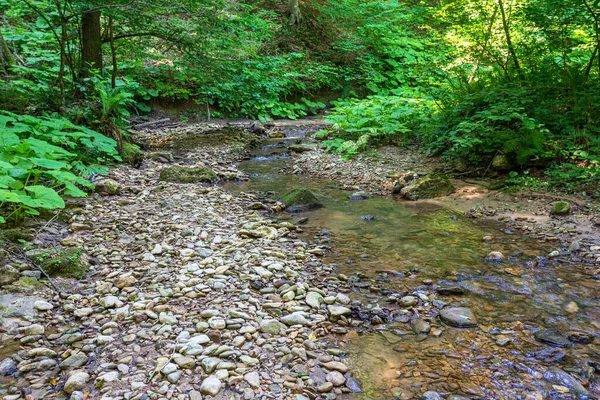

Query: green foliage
[0,112,119,224]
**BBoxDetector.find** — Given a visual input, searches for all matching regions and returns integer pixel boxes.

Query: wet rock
[400,173,455,200]
[411,319,431,334]
[564,301,579,313]
[317,382,334,393]
[485,251,505,262]
[289,144,317,153]
[64,371,90,394]
[439,307,477,328]
[532,348,566,363]
[567,330,595,344]
[534,329,572,348]
[398,296,418,307]
[26,247,89,279]
[280,188,322,212]
[543,366,590,398]
[345,376,362,393]
[495,335,511,347]
[159,165,218,184]
[0,358,17,376]
[323,361,348,373]
[422,392,444,400]
[550,201,571,216]
[200,375,222,396]
[348,191,370,200]
[436,285,464,295]
[0,265,20,285]
[326,370,346,386]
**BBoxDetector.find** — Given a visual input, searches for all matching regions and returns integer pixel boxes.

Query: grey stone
[439,307,477,328]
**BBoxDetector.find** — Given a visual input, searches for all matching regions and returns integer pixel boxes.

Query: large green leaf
[23,185,65,209]
[30,158,69,170]
[0,189,21,203]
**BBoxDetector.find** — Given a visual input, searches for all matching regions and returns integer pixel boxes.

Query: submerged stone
[280,188,322,212]
[400,173,455,200]
[543,366,590,398]
[534,328,572,348]
[159,165,218,184]
[439,307,477,328]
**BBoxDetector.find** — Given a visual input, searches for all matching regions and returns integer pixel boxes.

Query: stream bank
[0,119,599,400]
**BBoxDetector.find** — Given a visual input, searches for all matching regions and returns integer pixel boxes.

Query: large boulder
[280,188,322,212]
[400,173,455,200]
[159,165,218,184]
[26,248,89,279]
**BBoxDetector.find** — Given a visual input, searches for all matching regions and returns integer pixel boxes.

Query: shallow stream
[223,136,600,399]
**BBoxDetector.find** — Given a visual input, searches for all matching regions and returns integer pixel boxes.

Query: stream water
[222,135,600,399]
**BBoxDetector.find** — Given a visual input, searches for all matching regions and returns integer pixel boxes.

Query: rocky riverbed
[1,120,599,400]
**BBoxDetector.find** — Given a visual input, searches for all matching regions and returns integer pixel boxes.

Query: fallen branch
[7,249,61,294]
[131,118,175,130]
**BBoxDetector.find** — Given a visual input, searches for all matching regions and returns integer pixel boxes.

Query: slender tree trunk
[497,0,522,79]
[81,10,103,76]
[583,0,600,78]
[584,47,597,81]
[0,32,13,76]
[468,4,498,83]
[109,16,117,88]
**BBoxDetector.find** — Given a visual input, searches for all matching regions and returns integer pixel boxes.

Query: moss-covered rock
[0,265,20,286]
[159,165,218,184]
[26,248,89,279]
[121,143,144,168]
[492,154,512,170]
[0,229,34,243]
[95,178,121,195]
[280,188,322,212]
[400,173,455,201]
[551,201,571,216]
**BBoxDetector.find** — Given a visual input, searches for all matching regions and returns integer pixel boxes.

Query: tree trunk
[497,0,522,79]
[81,10,102,76]
[288,0,302,25]
[0,32,13,75]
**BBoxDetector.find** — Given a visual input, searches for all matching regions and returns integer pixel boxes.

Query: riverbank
[1,121,599,400]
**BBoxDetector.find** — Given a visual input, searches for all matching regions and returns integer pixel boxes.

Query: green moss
[159,165,218,184]
[121,143,144,168]
[17,276,42,288]
[27,247,89,279]
[0,229,34,243]
[280,188,322,212]
[400,173,455,200]
[551,201,571,216]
